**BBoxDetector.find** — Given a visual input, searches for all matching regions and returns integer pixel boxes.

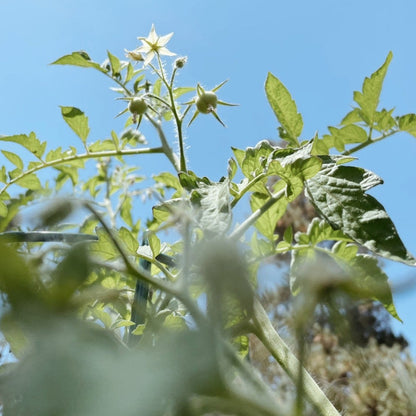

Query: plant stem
[230,173,267,208]
[0,146,164,198]
[146,116,180,171]
[229,189,285,240]
[154,54,187,172]
[342,129,398,156]
[252,298,341,416]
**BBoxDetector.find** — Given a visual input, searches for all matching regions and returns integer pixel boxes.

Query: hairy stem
[252,299,341,416]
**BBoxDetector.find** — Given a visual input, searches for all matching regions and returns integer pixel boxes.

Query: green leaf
[250,192,286,241]
[120,195,133,227]
[51,51,104,72]
[0,132,46,159]
[353,51,393,126]
[289,242,400,320]
[325,124,368,152]
[198,181,232,235]
[118,227,139,254]
[231,147,246,169]
[125,62,135,83]
[60,107,90,144]
[340,108,363,125]
[153,78,162,97]
[153,172,182,196]
[0,201,7,217]
[351,254,400,321]
[265,72,303,146]
[306,159,415,265]
[88,139,116,152]
[295,218,352,245]
[15,174,42,190]
[398,113,416,138]
[173,87,195,99]
[90,228,119,261]
[2,150,23,170]
[241,140,274,179]
[107,50,121,77]
[148,231,161,257]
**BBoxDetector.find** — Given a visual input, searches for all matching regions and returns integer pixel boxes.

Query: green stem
[146,115,180,171]
[229,189,285,240]
[230,173,267,209]
[342,129,398,156]
[154,54,187,172]
[252,298,341,416]
[0,146,164,197]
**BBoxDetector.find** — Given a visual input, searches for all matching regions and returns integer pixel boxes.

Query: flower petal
[158,32,174,46]
[143,51,155,66]
[158,47,176,57]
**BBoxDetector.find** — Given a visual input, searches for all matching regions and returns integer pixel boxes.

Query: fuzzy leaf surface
[306,159,415,265]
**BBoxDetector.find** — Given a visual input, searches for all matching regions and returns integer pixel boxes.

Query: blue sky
[1,0,416,351]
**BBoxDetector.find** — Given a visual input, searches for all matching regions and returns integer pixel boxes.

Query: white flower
[135,24,176,65]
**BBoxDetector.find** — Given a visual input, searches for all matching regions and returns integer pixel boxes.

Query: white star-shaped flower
[134,24,176,65]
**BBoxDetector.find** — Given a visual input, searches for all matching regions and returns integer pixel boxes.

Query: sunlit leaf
[60,106,90,144]
[265,72,303,146]
[353,52,393,126]
[306,158,415,265]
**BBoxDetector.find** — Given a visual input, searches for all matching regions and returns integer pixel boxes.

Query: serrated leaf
[15,174,42,190]
[326,124,368,152]
[173,87,195,99]
[107,50,121,77]
[120,196,133,227]
[398,113,416,138]
[306,159,415,265]
[241,140,274,178]
[265,72,303,146]
[353,51,393,126]
[125,62,135,83]
[227,158,237,181]
[153,78,162,97]
[198,181,232,235]
[60,106,90,144]
[231,147,246,169]
[146,231,160,258]
[340,108,363,125]
[46,147,64,162]
[51,51,104,72]
[250,192,286,241]
[2,150,23,170]
[0,132,46,159]
[295,218,352,245]
[110,130,119,150]
[118,227,139,254]
[90,228,119,261]
[153,172,182,196]
[88,139,116,152]
[0,201,7,217]
[0,166,7,183]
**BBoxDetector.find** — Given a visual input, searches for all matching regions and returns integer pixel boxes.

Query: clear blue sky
[1,0,416,351]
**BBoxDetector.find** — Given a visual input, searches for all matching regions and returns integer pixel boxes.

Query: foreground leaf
[306,158,415,265]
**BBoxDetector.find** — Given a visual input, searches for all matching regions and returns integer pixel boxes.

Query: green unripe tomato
[196,91,218,114]
[128,97,148,115]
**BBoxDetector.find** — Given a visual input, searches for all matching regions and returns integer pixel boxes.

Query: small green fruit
[196,91,218,114]
[128,97,148,115]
